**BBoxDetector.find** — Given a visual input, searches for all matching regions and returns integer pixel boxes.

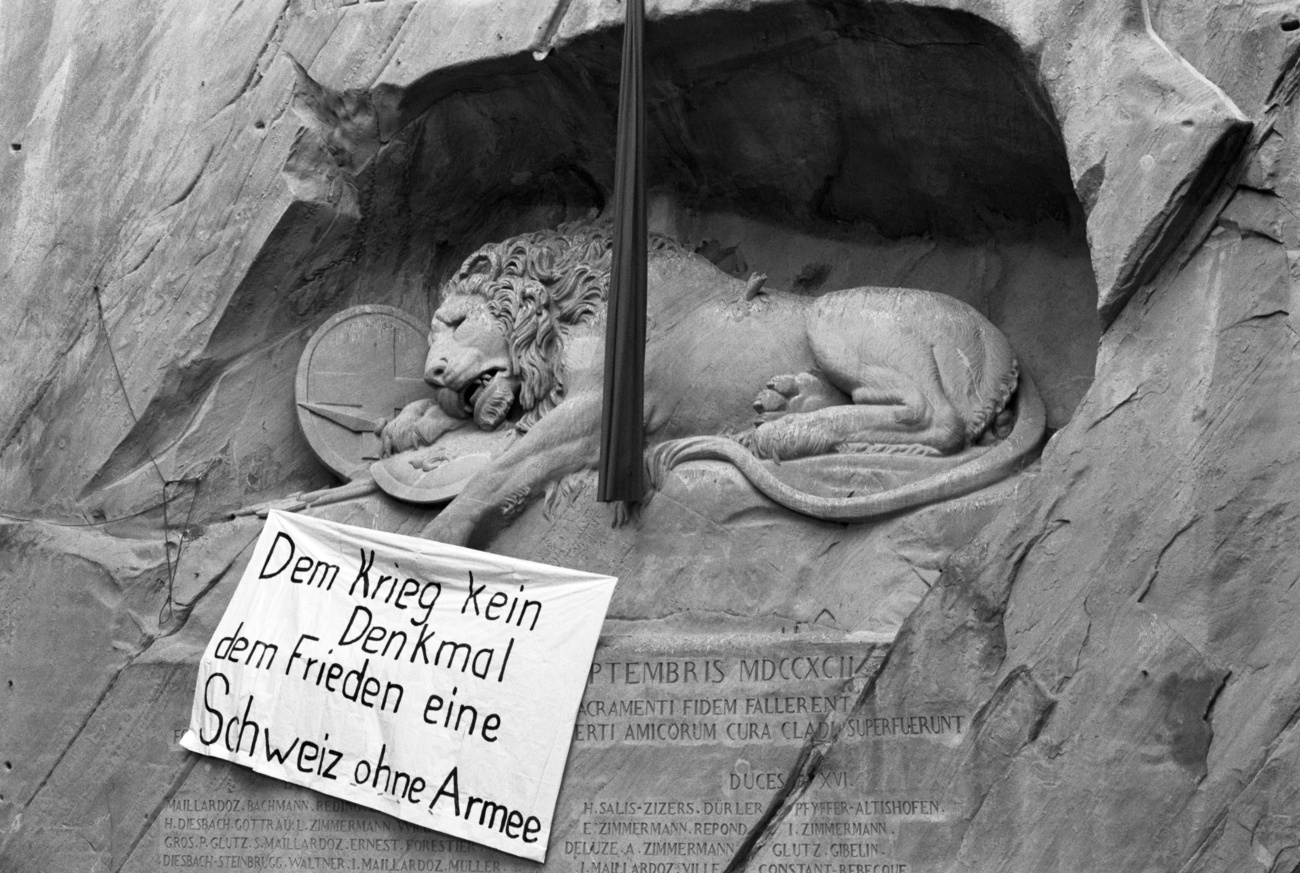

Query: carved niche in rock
[372,220,1045,549]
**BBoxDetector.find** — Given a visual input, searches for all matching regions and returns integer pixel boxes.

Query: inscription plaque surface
[146,635,970,872]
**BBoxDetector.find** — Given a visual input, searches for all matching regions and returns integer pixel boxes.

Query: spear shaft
[598,0,648,503]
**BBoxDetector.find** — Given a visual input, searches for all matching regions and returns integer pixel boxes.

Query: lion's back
[642,252,815,435]
[811,286,1018,436]
[646,248,749,319]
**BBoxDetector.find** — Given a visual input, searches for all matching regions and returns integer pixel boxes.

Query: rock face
[2,0,1295,871]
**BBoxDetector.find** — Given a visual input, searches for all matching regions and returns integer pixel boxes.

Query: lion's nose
[426,361,448,386]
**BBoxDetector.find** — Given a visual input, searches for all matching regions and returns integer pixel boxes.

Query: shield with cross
[295,305,432,480]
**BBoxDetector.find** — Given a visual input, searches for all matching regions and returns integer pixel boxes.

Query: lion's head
[424,219,684,432]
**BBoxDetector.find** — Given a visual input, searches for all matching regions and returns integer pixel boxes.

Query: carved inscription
[163,636,966,871]
[760,795,947,873]
[749,691,969,872]
[554,639,887,869]
[573,652,868,746]
[158,793,501,871]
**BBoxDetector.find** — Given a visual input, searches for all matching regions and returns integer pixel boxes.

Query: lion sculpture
[381,220,1045,547]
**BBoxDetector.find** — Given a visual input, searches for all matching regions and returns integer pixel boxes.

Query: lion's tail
[647,372,1046,522]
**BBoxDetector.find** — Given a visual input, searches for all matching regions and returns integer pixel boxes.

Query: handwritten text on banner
[180,510,617,862]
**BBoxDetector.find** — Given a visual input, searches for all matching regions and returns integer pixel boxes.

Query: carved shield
[295,305,431,480]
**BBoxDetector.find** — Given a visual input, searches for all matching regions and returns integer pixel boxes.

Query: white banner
[180,510,617,862]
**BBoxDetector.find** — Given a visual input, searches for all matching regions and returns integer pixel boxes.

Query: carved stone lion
[384,220,1045,547]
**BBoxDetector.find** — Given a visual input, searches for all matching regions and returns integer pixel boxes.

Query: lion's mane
[442,219,685,431]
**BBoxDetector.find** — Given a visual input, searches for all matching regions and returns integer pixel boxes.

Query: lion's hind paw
[731,427,762,453]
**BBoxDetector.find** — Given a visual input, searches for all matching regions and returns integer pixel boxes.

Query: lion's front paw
[379,399,461,457]
[748,416,835,460]
[735,424,787,461]
[425,500,469,544]
[732,427,760,452]
[747,422,783,459]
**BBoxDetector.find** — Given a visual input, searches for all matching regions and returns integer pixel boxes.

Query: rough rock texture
[1,0,1102,524]
[739,9,1300,873]
[1,0,1293,870]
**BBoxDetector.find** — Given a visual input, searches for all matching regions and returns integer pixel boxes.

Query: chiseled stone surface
[740,18,1300,869]
[558,0,1250,323]
[0,0,1294,871]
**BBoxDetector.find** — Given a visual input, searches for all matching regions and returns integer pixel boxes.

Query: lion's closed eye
[434,300,469,330]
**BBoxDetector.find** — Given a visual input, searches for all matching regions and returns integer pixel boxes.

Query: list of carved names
[160,639,965,872]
